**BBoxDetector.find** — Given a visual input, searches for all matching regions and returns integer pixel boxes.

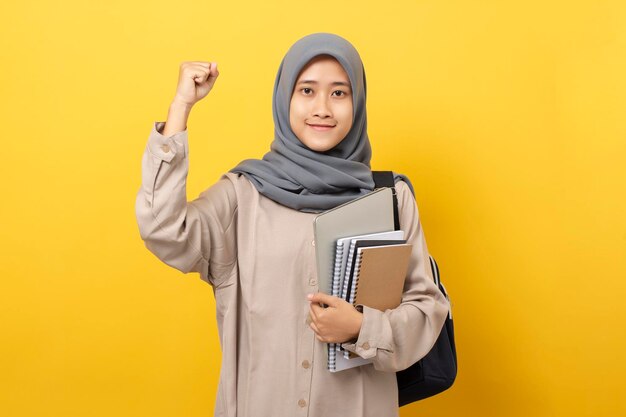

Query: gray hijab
[229,32,414,213]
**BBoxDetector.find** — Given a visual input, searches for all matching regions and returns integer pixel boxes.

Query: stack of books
[313,188,413,372]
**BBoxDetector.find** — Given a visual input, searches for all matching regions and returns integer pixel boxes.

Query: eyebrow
[297,80,351,88]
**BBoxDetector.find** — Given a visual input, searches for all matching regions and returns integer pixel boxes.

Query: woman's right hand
[172,61,220,107]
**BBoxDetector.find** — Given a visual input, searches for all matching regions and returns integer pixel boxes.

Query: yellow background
[1,0,624,416]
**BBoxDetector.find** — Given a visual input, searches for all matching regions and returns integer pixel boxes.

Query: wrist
[170,98,194,113]
[163,100,193,137]
[351,308,363,340]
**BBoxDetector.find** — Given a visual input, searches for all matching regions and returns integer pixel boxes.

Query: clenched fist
[172,61,220,107]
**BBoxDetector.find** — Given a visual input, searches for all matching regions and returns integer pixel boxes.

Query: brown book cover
[353,244,413,311]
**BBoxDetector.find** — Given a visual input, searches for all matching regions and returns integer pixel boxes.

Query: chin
[303,142,333,153]
[298,136,339,152]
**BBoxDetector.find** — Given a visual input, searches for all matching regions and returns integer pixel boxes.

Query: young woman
[135,32,449,417]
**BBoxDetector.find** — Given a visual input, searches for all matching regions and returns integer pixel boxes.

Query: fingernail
[307,293,313,300]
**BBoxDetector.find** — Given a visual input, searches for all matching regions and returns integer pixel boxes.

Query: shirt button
[311,239,315,246]
[309,278,317,286]
[362,342,370,350]
[298,399,307,407]
[302,360,310,369]
[161,144,171,153]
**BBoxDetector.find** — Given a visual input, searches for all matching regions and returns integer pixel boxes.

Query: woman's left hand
[307,292,363,343]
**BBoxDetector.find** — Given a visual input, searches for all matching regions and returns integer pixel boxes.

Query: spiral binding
[348,250,364,305]
[332,243,344,297]
[341,240,358,299]
[327,241,345,372]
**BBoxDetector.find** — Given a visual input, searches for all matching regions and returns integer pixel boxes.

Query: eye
[301,87,313,95]
[332,90,347,97]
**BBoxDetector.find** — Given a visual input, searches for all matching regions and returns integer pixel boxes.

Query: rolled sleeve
[147,121,187,163]
[340,304,394,359]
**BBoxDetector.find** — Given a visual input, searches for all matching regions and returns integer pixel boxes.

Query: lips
[307,123,336,131]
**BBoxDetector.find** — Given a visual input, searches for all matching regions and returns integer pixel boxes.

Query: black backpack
[372,171,457,406]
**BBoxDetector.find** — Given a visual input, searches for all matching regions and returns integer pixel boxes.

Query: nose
[312,94,332,118]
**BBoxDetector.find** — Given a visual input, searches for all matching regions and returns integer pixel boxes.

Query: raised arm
[135,62,238,287]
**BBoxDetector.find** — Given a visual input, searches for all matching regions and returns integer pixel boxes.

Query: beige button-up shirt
[135,121,450,417]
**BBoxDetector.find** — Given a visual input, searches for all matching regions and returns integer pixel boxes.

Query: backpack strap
[372,171,400,231]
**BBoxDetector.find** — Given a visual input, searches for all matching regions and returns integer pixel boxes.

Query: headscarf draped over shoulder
[229,32,414,212]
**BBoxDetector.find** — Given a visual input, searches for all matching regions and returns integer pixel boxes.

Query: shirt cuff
[147,121,188,163]
[340,304,394,359]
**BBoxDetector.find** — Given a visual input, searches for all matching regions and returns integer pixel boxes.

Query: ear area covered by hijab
[229,32,414,213]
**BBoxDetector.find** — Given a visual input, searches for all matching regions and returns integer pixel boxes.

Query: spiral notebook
[328,231,404,372]
[342,239,407,301]
[328,241,413,371]
[341,242,413,361]
[349,243,413,309]
[332,231,405,298]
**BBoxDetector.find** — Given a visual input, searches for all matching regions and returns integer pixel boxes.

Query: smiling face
[289,55,353,153]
